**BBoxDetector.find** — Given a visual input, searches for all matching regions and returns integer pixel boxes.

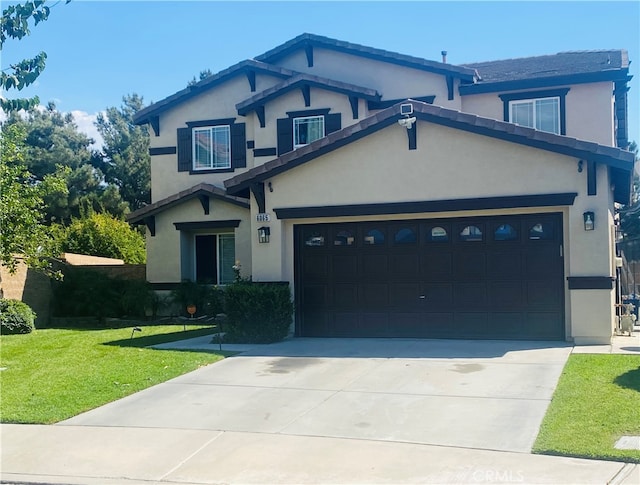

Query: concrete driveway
[4,337,638,484]
[63,338,570,453]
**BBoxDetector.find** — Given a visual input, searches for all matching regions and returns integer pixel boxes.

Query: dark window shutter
[177,127,192,172]
[277,118,293,156]
[231,123,246,168]
[325,113,341,135]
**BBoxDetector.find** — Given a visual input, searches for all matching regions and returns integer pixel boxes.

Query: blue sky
[2,0,639,148]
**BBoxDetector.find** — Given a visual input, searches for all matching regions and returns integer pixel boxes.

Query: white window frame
[192,125,231,171]
[509,96,560,135]
[192,232,235,285]
[293,115,325,149]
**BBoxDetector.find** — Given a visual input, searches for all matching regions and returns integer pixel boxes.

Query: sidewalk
[1,423,638,485]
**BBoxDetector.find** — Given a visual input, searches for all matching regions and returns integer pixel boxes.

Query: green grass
[0,325,227,424]
[534,354,640,463]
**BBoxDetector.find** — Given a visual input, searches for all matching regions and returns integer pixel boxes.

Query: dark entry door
[295,213,564,340]
[195,235,217,284]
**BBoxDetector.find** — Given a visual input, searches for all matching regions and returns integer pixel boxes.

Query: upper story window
[499,88,569,136]
[509,97,560,134]
[294,115,325,149]
[192,125,231,170]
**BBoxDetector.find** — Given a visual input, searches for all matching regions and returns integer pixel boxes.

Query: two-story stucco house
[129,33,635,344]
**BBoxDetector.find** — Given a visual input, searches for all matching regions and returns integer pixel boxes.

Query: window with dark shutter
[325,113,341,134]
[231,123,246,168]
[177,127,192,172]
[277,118,293,155]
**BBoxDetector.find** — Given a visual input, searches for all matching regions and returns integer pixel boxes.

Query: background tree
[187,69,213,87]
[1,0,69,111]
[2,104,129,223]
[0,124,66,274]
[58,212,146,264]
[94,94,151,210]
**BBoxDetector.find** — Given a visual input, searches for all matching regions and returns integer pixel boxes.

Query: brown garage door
[295,213,564,340]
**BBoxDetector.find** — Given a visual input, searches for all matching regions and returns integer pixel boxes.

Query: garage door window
[334,230,355,246]
[494,224,518,241]
[459,225,483,242]
[529,222,554,240]
[429,226,449,242]
[394,227,417,244]
[304,228,325,246]
[364,229,385,245]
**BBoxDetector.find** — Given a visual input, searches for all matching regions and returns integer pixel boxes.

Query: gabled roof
[460,50,631,95]
[225,100,635,204]
[255,33,478,81]
[127,183,249,224]
[236,73,380,115]
[133,60,298,125]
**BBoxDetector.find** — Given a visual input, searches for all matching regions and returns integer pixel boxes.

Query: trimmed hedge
[0,299,36,334]
[52,266,153,321]
[223,282,293,343]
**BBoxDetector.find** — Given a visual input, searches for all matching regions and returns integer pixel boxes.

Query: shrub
[223,282,293,343]
[51,266,154,321]
[0,299,36,334]
[170,280,224,317]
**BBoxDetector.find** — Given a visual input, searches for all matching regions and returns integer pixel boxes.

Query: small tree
[58,212,146,264]
[0,124,66,275]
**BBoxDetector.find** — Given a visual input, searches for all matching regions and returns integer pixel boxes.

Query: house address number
[257,213,271,222]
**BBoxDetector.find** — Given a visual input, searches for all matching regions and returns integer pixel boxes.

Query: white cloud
[70,110,105,150]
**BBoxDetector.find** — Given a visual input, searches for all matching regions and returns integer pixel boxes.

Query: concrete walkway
[2,336,639,485]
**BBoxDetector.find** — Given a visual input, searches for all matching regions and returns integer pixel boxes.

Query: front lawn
[0,325,226,424]
[534,354,640,463]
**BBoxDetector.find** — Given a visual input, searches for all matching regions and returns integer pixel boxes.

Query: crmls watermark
[472,469,525,483]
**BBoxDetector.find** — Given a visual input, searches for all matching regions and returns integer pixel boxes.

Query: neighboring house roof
[127,183,250,224]
[133,60,299,125]
[236,73,380,115]
[224,99,635,204]
[255,33,478,81]
[460,50,631,94]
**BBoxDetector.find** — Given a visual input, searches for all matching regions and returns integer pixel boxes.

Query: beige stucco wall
[460,82,616,146]
[149,74,284,201]
[145,198,251,283]
[272,47,462,110]
[248,120,616,343]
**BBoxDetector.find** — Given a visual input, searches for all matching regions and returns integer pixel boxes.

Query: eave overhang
[225,99,635,204]
[127,183,249,224]
[256,33,478,82]
[459,70,632,95]
[133,60,298,125]
[236,73,380,116]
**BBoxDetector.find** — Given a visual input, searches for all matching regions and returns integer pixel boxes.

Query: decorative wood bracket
[305,43,314,67]
[246,70,256,92]
[150,116,160,136]
[301,84,311,107]
[198,195,210,215]
[144,216,156,237]
[251,182,266,214]
[446,76,454,101]
[587,160,597,196]
[407,123,417,150]
[256,105,266,128]
[349,96,359,119]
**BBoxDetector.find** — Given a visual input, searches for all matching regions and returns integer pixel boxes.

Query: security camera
[398,117,416,129]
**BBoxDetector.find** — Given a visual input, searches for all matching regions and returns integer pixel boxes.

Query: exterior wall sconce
[583,211,595,231]
[258,226,270,243]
